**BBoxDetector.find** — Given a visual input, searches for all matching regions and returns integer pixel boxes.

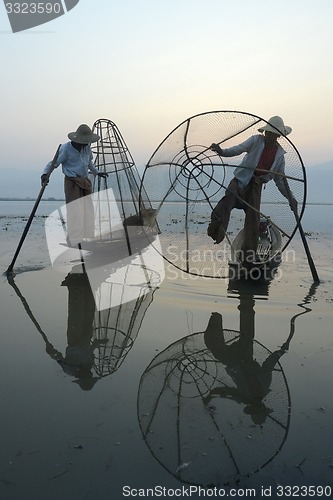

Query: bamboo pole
[293,210,320,283]
[6,145,61,275]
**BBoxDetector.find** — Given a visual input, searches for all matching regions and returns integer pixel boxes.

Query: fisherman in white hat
[207,116,298,262]
[41,124,107,247]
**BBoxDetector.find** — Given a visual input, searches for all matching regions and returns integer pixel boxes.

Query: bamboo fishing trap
[90,118,158,245]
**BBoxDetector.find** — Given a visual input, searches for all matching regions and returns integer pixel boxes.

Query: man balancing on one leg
[207,116,298,265]
[41,124,108,247]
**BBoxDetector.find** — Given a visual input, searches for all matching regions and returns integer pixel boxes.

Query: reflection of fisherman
[41,124,107,247]
[208,116,297,262]
[46,271,101,390]
[203,311,286,424]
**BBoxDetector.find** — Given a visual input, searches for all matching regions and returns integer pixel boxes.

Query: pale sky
[1,0,332,179]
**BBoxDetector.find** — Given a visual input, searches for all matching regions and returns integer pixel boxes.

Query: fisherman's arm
[273,159,298,212]
[87,150,108,178]
[41,144,67,185]
[89,165,108,179]
[210,136,255,157]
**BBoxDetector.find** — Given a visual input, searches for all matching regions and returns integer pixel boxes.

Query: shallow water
[0,203,332,499]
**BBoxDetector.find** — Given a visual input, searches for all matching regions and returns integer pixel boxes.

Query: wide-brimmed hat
[258,116,292,136]
[68,124,100,144]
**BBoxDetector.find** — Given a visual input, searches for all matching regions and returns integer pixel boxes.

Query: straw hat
[68,124,100,144]
[258,116,292,136]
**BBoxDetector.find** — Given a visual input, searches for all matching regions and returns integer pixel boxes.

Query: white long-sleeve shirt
[43,142,99,177]
[219,135,292,199]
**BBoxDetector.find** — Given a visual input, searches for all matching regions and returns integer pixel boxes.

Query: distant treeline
[0,197,65,201]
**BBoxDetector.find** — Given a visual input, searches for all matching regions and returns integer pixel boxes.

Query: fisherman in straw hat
[207,116,298,263]
[41,124,108,247]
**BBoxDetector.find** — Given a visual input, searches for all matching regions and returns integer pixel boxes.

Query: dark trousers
[210,176,263,254]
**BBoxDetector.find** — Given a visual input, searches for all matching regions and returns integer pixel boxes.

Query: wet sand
[0,212,333,499]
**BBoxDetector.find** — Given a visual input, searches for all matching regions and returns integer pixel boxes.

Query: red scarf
[255,144,277,176]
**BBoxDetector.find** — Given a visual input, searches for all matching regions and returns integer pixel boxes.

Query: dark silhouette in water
[203,310,286,425]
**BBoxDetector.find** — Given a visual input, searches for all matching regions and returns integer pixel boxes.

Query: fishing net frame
[139,110,307,278]
[90,118,157,250]
[137,327,291,486]
[92,287,156,378]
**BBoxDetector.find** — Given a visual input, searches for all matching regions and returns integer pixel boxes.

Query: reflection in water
[91,278,156,379]
[137,282,318,486]
[56,271,98,390]
[202,312,285,426]
[8,265,157,390]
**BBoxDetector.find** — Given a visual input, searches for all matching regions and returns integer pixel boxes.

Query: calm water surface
[1,200,333,232]
[0,201,332,499]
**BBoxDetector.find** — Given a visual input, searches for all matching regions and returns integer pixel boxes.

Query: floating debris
[48,470,69,481]
[176,462,191,473]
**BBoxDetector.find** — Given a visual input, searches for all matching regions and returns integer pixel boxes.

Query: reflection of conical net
[140,111,306,278]
[92,288,155,377]
[138,328,290,486]
[59,269,157,386]
[90,118,156,241]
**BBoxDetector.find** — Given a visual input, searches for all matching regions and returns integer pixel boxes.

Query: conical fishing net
[90,118,158,243]
[138,317,290,486]
[60,270,157,384]
[92,288,155,378]
[140,111,306,278]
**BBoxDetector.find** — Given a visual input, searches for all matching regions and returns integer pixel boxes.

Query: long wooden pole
[298,221,320,283]
[6,145,61,275]
[291,206,320,283]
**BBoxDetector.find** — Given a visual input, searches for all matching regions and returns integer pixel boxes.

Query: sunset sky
[1,0,332,184]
